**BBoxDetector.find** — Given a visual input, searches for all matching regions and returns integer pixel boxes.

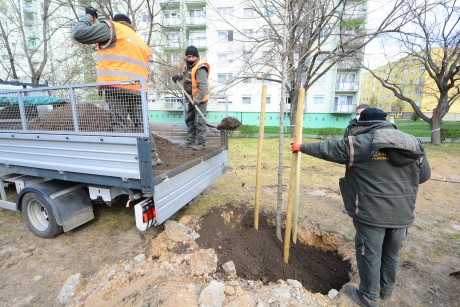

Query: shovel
[175,82,218,129]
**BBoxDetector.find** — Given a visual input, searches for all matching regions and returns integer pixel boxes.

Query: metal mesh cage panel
[0,81,148,135]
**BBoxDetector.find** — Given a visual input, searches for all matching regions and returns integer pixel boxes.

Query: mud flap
[18,180,94,232]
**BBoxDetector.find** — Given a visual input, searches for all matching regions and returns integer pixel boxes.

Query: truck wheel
[22,192,63,238]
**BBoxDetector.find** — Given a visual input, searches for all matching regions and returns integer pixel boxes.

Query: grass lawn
[237,120,460,139]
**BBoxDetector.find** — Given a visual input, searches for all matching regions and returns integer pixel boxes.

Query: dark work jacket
[299,122,431,228]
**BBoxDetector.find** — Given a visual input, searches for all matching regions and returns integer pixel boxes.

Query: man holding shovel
[172,46,210,151]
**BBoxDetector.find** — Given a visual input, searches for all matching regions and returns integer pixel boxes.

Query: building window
[218,73,233,84]
[262,7,274,17]
[242,77,252,84]
[314,74,326,84]
[242,29,254,41]
[266,96,271,104]
[217,97,232,104]
[418,66,425,72]
[242,96,251,104]
[334,95,353,105]
[313,96,324,105]
[402,77,406,84]
[218,53,228,64]
[263,74,271,83]
[218,30,233,42]
[262,51,272,62]
[217,7,234,19]
[416,78,422,85]
[261,28,273,39]
[243,52,252,61]
[416,89,421,96]
[243,8,254,18]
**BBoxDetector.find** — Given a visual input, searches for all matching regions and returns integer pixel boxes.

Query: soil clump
[216,116,241,130]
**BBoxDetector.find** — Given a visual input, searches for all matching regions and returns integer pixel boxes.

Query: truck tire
[22,192,63,238]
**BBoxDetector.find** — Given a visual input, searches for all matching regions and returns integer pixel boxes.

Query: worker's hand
[172,75,180,83]
[85,7,98,20]
[291,141,301,153]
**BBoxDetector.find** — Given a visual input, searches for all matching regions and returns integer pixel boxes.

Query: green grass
[237,120,460,138]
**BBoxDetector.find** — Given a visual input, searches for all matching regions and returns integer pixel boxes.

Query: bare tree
[0,0,90,84]
[362,0,460,145]
[222,0,406,239]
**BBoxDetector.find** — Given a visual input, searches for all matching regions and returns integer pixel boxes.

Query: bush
[317,128,343,139]
[411,113,420,121]
[441,127,460,142]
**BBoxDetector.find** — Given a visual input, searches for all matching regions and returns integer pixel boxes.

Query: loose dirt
[0,138,458,306]
[196,206,351,294]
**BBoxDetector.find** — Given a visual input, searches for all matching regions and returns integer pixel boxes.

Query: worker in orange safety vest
[72,7,161,166]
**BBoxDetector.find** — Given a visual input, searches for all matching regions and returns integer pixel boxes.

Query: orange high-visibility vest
[97,21,150,92]
[184,60,210,103]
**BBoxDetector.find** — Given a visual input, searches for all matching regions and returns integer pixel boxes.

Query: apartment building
[360,50,460,120]
[150,0,366,128]
[1,0,367,128]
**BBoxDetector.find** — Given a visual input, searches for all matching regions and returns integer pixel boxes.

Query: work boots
[191,144,207,151]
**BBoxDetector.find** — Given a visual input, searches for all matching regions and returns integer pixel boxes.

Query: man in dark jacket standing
[292,108,431,307]
[172,46,210,151]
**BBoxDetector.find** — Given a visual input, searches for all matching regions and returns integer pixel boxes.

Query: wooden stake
[284,88,305,263]
[254,85,267,230]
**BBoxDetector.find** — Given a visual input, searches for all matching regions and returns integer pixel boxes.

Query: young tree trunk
[276,0,290,242]
[430,110,443,145]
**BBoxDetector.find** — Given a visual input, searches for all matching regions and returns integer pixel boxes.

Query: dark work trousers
[185,100,207,146]
[105,88,159,160]
[353,220,407,300]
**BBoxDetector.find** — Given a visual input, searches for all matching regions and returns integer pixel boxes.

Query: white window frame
[218,30,233,42]
[217,73,233,84]
[313,96,325,105]
[242,96,252,104]
[217,53,229,64]
[217,7,234,19]
[243,8,254,18]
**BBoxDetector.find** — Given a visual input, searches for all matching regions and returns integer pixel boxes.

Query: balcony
[160,0,180,8]
[148,98,184,111]
[186,16,206,27]
[188,38,206,48]
[343,9,366,21]
[332,103,355,113]
[185,0,206,7]
[335,82,359,91]
[162,17,182,27]
[337,60,359,70]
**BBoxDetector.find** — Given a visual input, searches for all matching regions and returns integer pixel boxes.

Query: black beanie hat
[357,108,387,126]
[113,13,132,25]
[185,46,199,58]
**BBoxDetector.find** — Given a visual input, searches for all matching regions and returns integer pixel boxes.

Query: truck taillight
[134,197,156,231]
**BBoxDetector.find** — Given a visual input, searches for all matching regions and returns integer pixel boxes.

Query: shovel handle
[175,82,217,129]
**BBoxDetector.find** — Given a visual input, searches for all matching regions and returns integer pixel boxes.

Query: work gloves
[85,7,98,19]
[291,141,301,153]
[172,75,180,83]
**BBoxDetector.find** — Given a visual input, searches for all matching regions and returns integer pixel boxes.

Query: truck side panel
[154,150,228,224]
[0,133,141,180]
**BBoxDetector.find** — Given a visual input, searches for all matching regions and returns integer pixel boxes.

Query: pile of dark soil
[153,135,216,170]
[196,206,351,295]
[8,103,216,169]
[217,117,241,130]
[0,105,38,119]
[24,103,112,132]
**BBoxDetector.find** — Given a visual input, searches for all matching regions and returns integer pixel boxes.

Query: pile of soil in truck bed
[21,103,221,170]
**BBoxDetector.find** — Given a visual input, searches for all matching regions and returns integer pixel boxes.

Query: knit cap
[357,108,387,126]
[113,13,132,25]
[185,46,199,58]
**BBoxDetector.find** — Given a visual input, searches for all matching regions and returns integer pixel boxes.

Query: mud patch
[216,117,241,130]
[196,206,351,295]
